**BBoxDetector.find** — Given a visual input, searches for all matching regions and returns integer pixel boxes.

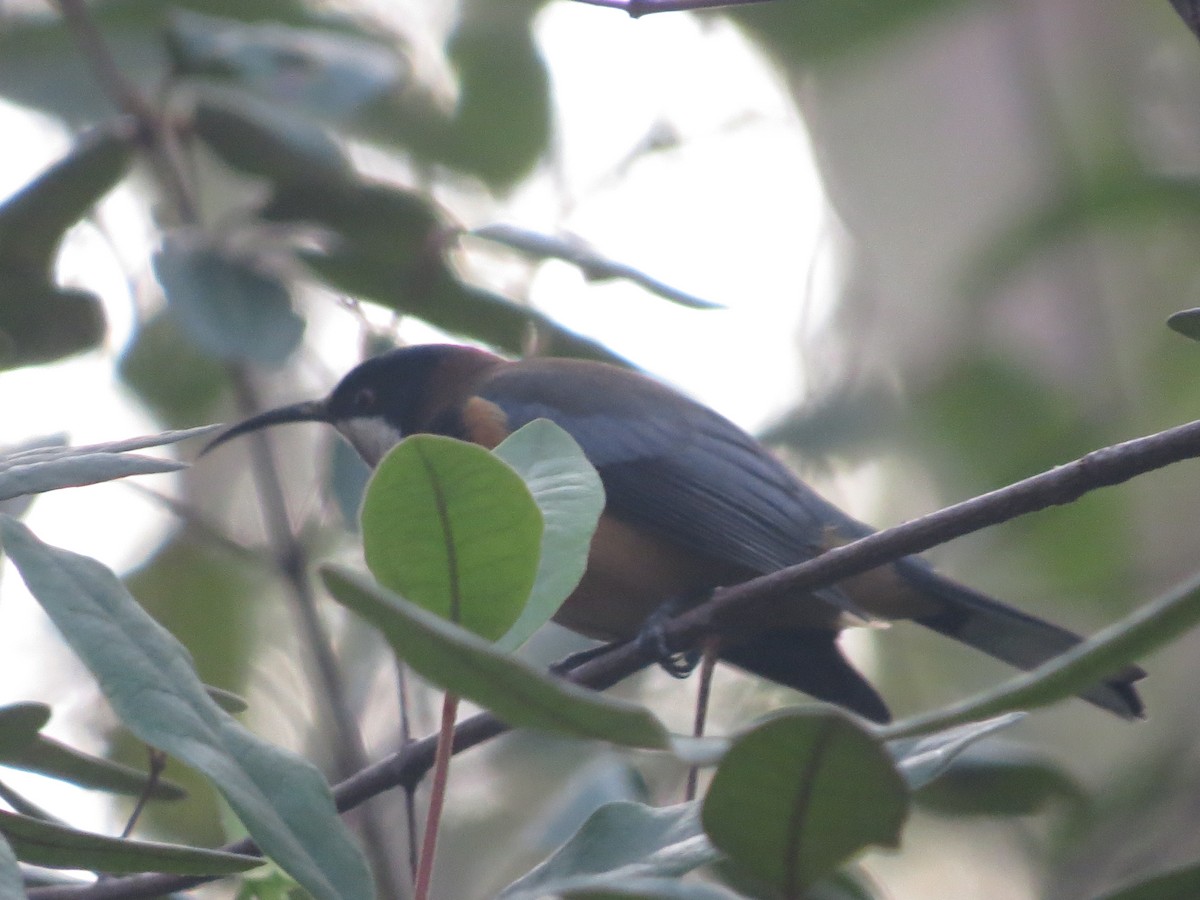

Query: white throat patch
[335,417,404,467]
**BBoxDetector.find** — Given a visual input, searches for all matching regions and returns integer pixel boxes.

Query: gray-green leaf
[493,419,605,651]
[0,516,373,900]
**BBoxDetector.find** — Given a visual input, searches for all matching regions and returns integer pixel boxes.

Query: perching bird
[205,343,1145,723]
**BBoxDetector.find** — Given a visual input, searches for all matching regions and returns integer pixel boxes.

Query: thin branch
[469,225,722,309]
[28,416,1200,899]
[118,749,166,839]
[571,0,777,17]
[413,694,459,900]
[55,0,154,121]
[54,0,198,223]
[48,1,401,894]
[230,371,407,900]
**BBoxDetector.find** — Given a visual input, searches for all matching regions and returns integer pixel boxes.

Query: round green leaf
[153,240,304,367]
[701,710,908,894]
[0,278,105,372]
[0,125,133,272]
[1168,308,1200,342]
[0,703,50,757]
[192,88,351,186]
[360,434,542,641]
[492,419,605,651]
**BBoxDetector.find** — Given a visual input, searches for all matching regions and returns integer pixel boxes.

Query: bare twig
[118,749,166,839]
[413,694,459,900]
[34,414,1200,900]
[469,225,722,309]
[686,637,721,802]
[230,371,406,900]
[55,0,198,223]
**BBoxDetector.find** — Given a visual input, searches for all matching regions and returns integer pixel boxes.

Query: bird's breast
[553,514,745,641]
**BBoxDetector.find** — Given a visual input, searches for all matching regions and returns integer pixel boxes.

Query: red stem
[414,693,459,900]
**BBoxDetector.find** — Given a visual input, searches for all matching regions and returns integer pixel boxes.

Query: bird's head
[202,344,501,466]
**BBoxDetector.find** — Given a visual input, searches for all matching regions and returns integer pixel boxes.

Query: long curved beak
[201,399,331,456]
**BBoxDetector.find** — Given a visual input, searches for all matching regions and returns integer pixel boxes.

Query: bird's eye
[352,387,375,411]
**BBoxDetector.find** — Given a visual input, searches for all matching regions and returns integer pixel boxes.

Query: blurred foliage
[3,0,1200,898]
[0,125,131,370]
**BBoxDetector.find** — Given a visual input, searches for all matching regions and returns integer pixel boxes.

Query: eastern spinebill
[204,343,1145,723]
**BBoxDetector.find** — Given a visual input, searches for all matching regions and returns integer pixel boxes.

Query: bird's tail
[899,560,1146,719]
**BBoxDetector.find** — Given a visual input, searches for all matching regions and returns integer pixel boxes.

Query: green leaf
[914,744,1084,818]
[472,225,722,310]
[0,703,50,757]
[121,537,263,841]
[153,240,304,367]
[191,87,351,186]
[321,565,671,749]
[0,517,373,900]
[0,125,133,273]
[118,312,229,428]
[888,712,1026,791]
[263,178,442,262]
[4,733,186,801]
[434,13,550,188]
[0,278,106,372]
[701,710,908,894]
[0,830,22,900]
[261,178,630,366]
[306,248,629,365]
[1099,862,1200,900]
[1168,308,1200,342]
[360,434,542,640]
[206,684,249,714]
[0,427,214,503]
[167,10,403,119]
[0,0,403,126]
[493,420,605,651]
[0,127,122,367]
[0,808,261,876]
[501,802,721,900]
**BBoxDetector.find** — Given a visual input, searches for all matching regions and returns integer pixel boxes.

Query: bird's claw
[659,647,701,678]
[635,591,705,679]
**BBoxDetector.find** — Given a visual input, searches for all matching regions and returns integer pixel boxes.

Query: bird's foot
[636,591,707,679]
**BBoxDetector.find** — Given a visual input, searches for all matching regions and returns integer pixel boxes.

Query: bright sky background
[0,5,831,836]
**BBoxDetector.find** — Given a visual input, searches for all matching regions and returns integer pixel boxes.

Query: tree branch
[28,414,1200,900]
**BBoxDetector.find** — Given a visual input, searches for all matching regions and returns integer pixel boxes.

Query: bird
[204,343,1145,723]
